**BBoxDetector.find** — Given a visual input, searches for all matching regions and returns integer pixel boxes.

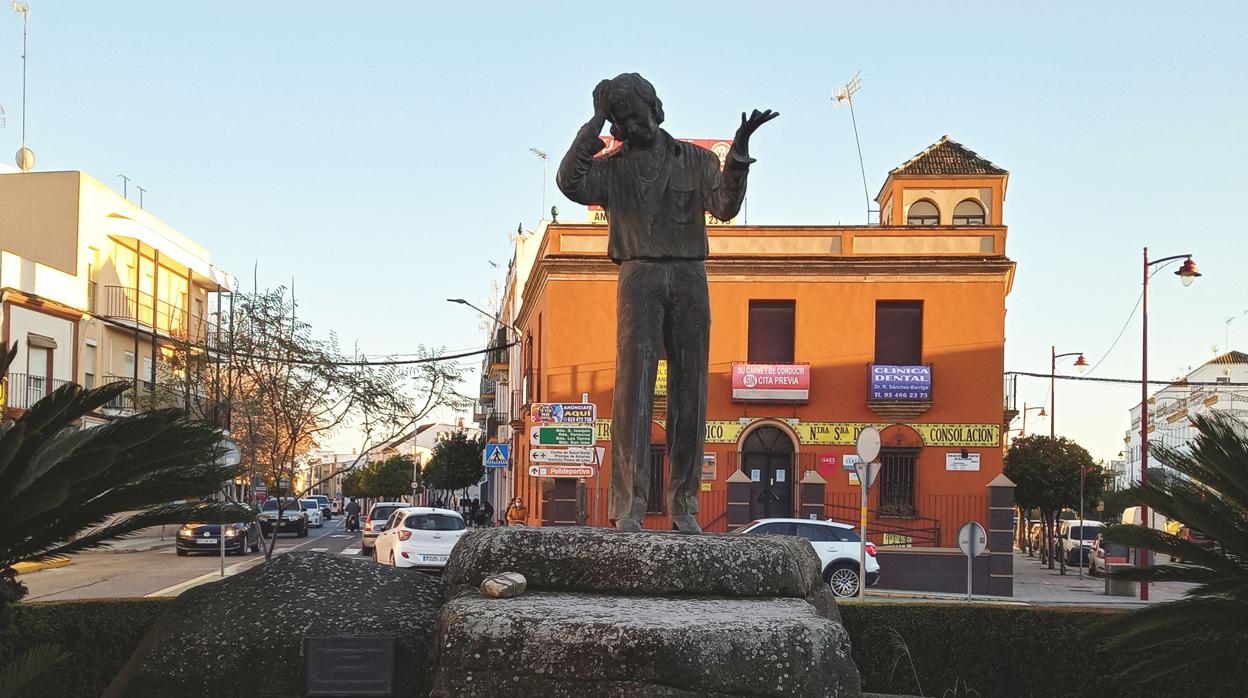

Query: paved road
[21,517,371,601]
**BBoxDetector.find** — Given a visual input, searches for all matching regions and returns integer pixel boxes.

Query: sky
[4,2,1246,461]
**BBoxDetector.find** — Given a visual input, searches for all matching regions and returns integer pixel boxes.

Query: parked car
[176,521,261,556]
[1176,525,1218,562]
[732,518,880,598]
[361,501,409,553]
[372,507,468,570]
[1089,533,1132,576]
[1056,519,1103,566]
[310,496,334,519]
[300,499,325,528]
[258,498,309,538]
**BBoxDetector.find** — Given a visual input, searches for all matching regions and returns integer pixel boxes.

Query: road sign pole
[854,427,881,600]
[966,541,973,601]
[859,479,868,599]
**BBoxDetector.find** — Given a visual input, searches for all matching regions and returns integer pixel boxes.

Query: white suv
[372,507,468,569]
[733,518,881,597]
[1056,519,1103,566]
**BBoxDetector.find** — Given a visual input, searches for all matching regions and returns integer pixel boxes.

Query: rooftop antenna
[831,71,873,224]
[136,185,146,209]
[12,0,33,171]
[118,174,131,199]
[529,147,548,223]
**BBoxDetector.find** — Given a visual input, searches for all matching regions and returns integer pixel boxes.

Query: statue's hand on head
[593,79,612,120]
[734,109,780,155]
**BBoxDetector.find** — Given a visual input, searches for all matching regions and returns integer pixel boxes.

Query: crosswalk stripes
[341,548,361,556]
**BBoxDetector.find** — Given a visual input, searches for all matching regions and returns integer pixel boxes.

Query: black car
[258,498,310,537]
[176,522,261,556]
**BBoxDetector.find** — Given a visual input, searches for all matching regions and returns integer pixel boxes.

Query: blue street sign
[484,443,511,468]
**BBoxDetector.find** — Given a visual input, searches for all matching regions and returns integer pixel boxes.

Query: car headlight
[224,528,240,537]
[178,525,195,536]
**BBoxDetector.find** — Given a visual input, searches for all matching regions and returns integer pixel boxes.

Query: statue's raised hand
[734,109,779,152]
[593,79,612,119]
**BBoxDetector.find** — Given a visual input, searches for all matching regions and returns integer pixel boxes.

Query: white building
[1122,351,1248,490]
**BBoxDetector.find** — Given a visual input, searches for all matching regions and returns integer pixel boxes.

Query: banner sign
[592,418,1000,448]
[731,363,811,402]
[656,360,668,396]
[589,137,737,226]
[529,426,595,446]
[530,403,597,424]
[869,364,932,402]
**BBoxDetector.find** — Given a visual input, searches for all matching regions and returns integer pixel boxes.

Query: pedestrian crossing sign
[484,443,510,468]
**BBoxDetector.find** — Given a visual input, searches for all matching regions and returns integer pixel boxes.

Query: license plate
[196,538,218,544]
[422,554,448,562]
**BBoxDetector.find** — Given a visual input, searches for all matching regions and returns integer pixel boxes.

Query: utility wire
[1086,289,1144,375]
[1008,370,1248,387]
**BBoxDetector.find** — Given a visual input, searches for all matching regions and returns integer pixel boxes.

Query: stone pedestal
[433,527,862,697]
[799,469,827,521]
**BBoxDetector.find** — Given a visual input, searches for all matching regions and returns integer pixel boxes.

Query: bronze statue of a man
[557,73,777,533]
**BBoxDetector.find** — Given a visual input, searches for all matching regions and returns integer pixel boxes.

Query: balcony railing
[3,373,71,410]
[99,286,222,350]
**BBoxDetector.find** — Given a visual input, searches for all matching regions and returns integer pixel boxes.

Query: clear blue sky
[7,2,1246,460]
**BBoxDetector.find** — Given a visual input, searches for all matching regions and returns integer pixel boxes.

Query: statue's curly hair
[607,73,664,140]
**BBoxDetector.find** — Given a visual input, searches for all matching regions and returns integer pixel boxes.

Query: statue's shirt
[558,128,753,263]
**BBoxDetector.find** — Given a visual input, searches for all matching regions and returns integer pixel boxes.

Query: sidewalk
[91,525,179,554]
[1010,550,1193,606]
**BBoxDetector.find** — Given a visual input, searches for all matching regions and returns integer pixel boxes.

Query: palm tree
[1098,411,1248,679]
[0,341,251,623]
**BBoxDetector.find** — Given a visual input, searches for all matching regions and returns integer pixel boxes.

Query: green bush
[0,599,169,697]
[841,602,1248,697]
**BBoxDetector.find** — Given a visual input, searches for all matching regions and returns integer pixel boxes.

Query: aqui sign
[529,403,597,424]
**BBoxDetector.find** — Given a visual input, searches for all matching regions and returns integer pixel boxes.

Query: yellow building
[0,170,232,425]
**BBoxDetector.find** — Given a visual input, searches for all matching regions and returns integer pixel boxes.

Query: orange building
[504,137,1015,549]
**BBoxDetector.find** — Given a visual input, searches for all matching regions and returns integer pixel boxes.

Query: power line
[1008,370,1248,388]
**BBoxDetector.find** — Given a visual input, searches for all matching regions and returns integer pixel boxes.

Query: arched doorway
[741,426,796,519]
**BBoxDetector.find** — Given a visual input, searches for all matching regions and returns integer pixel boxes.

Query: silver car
[361,501,409,552]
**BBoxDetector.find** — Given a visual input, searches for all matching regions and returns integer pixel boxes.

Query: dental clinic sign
[869,364,932,402]
[732,363,811,402]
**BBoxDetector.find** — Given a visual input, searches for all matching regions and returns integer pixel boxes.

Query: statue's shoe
[615,518,643,532]
[671,514,702,534]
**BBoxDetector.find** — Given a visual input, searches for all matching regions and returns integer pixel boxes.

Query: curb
[12,558,71,575]
[101,540,176,554]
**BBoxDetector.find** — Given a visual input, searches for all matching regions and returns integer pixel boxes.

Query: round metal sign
[957,521,987,557]
[855,427,881,464]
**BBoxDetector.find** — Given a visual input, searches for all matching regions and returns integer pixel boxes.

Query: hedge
[3,598,1246,697]
[840,602,1248,697]
[0,598,170,698]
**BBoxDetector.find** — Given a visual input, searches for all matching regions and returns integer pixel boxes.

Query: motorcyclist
[345,497,361,532]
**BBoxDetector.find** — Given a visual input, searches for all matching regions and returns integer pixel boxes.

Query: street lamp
[1138,248,1201,601]
[446,298,519,340]
[1050,348,1088,439]
[1019,402,1047,437]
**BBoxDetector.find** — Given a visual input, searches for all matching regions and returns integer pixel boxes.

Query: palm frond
[0,643,68,698]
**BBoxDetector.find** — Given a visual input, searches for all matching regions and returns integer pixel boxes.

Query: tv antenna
[529,147,548,223]
[12,0,33,171]
[832,71,874,224]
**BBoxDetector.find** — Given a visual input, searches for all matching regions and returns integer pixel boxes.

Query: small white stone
[481,572,528,599]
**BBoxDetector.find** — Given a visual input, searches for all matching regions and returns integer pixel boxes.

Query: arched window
[906,200,939,226]
[952,199,986,226]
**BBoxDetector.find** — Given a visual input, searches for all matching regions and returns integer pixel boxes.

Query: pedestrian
[505,497,528,526]
[482,499,495,525]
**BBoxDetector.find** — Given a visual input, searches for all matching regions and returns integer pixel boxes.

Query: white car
[372,507,468,570]
[1056,519,1103,566]
[733,518,881,598]
[300,499,324,528]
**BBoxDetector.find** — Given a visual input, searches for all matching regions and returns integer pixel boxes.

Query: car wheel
[824,563,860,598]
[176,548,188,557]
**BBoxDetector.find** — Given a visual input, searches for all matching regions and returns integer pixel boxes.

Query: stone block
[481,571,527,598]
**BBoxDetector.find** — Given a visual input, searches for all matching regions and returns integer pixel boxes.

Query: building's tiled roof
[1205,350,1248,366]
[889,135,1007,176]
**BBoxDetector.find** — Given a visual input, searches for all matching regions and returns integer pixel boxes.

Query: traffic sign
[529,403,597,424]
[528,465,596,478]
[958,521,987,557]
[483,443,511,468]
[855,427,881,464]
[958,520,988,600]
[530,447,596,464]
[853,460,881,489]
[529,426,595,446]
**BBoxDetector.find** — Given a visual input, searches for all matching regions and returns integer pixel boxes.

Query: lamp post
[1019,402,1047,438]
[1050,347,1088,438]
[1139,248,1201,601]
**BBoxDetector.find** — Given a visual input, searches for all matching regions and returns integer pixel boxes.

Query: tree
[422,432,484,498]
[361,455,416,500]
[1005,435,1105,570]
[170,287,469,560]
[1097,412,1248,681]
[0,343,249,623]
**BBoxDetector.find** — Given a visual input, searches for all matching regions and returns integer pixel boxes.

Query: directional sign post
[855,427,882,599]
[483,443,511,468]
[958,521,987,600]
[531,447,597,465]
[529,426,595,446]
